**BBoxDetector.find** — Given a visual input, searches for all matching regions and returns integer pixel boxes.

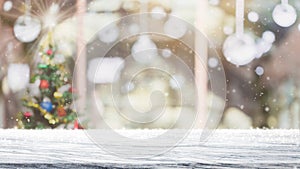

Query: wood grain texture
[0,130,299,168]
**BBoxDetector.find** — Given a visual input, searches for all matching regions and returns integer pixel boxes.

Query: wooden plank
[0,130,299,168]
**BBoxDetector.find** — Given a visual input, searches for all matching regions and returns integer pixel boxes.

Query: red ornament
[57,107,66,117]
[46,49,53,55]
[39,80,49,89]
[69,87,76,93]
[24,112,32,118]
[73,120,84,129]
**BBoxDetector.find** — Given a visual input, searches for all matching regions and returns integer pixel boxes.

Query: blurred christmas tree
[16,31,79,129]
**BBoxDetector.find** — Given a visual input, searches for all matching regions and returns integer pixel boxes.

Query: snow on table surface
[0,129,299,168]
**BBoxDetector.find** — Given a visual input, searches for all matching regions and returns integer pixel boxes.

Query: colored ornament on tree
[57,106,66,117]
[40,101,53,112]
[46,49,53,56]
[54,92,63,98]
[74,120,84,129]
[69,86,76,93]
[38,64,49,69]
[39,79,50,89]
[23,112,32,118]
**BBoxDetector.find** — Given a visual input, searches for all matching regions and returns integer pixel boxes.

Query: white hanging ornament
[131,35,158,64]
[272,2,297,27]
[255,30,275,58]
[98,23,120,43]
[262,31,275,43]
[247,11,259,23]
[223,34,257,66]
[255,38,272,58]
[223,0,258,66]
[7,64,30,93]
[164,17,187,39]
[3,1,13,12]
[151,6,167,20]
[13,15,41,43]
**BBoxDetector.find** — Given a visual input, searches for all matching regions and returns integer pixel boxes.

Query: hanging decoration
[13,0,41,43]
[151,6,167,20]
[164,17,187,39]
[255,30,276,58]
[272,0,297,27]
[13,15,42,43]
[7,64,30,93]
[98,23,120,43]
[247,11,259,23]
[131,0,158,64]
[223,0,257,66]
[131,35,158,64]
[3,0,13,12]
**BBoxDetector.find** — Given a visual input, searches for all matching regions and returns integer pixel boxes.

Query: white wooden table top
[0,129,299,168]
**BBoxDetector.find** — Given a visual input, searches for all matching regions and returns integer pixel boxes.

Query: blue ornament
[40,101,53,112]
